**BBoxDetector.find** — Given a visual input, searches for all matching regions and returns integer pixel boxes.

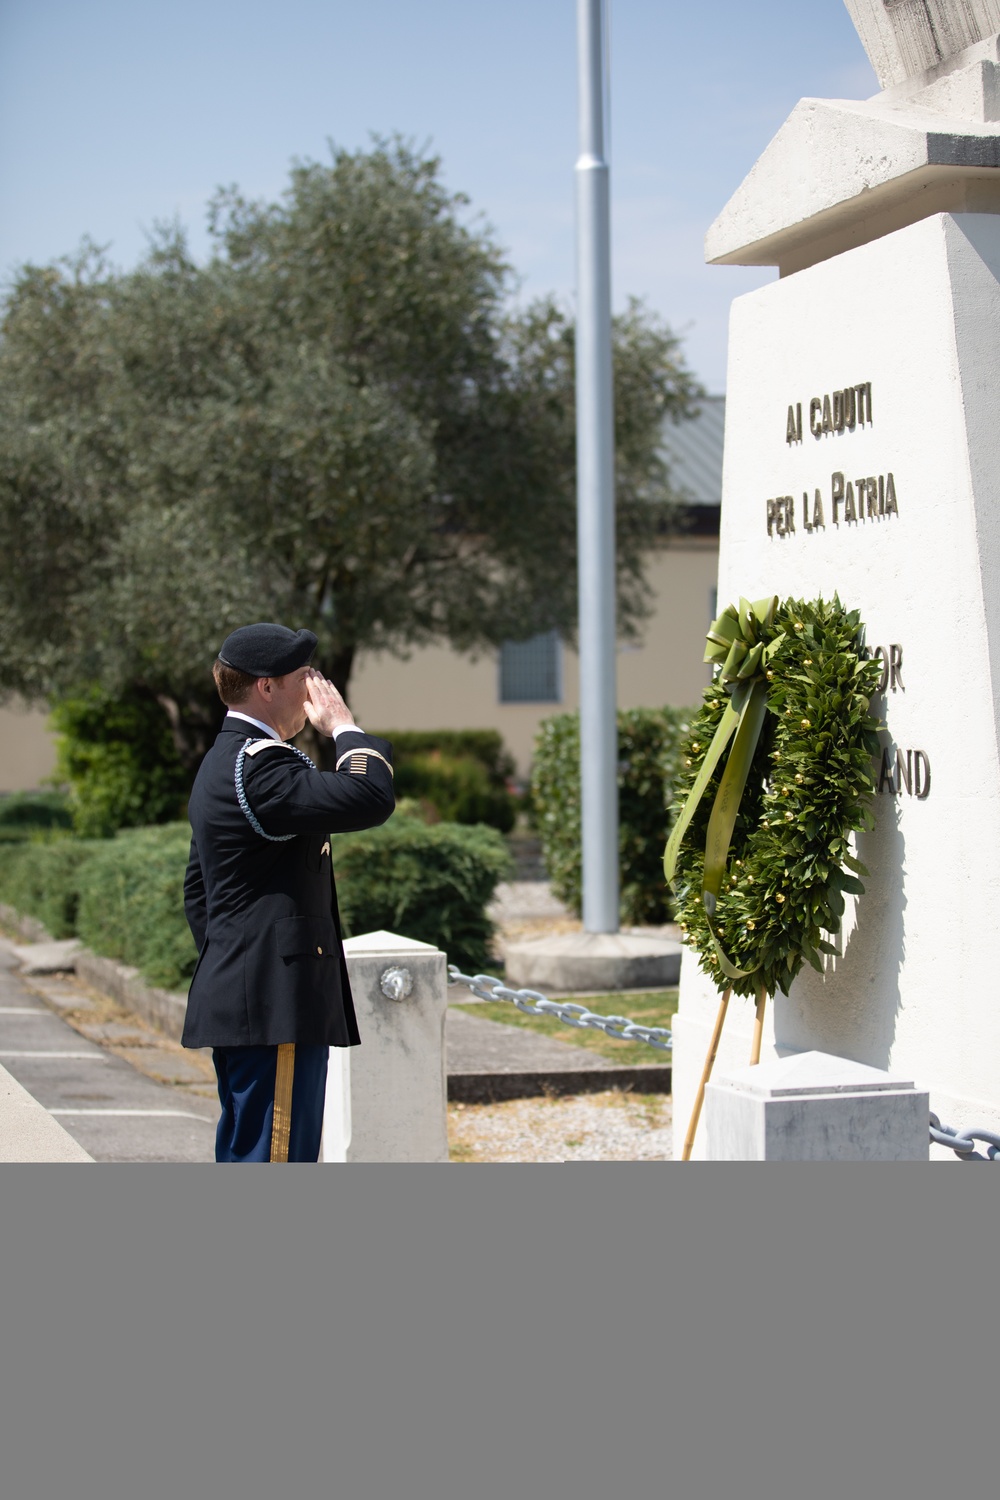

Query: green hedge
[381,730,516,779]
[531,706,694,926]
[375,730,518,833]
[334,818,512,970]
[392,751,516,832]
[0,836,101,937]
[0,792,73,843]
[0,814,511,989]
[75,824,200,990]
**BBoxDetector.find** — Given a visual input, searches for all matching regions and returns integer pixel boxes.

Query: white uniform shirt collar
[225,710,363,742]
[226,710,280,740]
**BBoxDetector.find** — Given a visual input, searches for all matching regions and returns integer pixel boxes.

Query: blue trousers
[212,1044,329,1162]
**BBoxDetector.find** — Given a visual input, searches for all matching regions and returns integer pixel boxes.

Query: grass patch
[454,989,677,1064]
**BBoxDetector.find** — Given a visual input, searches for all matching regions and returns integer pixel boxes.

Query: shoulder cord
[234,738,316,843]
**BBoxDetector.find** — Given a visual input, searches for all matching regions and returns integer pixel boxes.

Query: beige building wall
[351,539,719,775]
[0,699,58,793]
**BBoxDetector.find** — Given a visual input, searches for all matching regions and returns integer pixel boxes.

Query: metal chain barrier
[447,967,673,1053]
[929,1112,1000,1161]
[450,969,1000,1156]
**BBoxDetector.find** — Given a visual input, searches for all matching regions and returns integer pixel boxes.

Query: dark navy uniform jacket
[181,714,394,1049]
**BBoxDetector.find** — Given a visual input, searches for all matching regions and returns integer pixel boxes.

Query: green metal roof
[661,395,725,506]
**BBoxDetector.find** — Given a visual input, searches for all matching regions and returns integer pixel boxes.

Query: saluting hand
[303,670,356,737]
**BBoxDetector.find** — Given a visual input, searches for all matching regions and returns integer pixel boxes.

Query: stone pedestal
[704,1051,929,1161]
[504,930,681,992]
[322,930,449,1162]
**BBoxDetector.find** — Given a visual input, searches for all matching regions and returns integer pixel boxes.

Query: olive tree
[0,140,700,779]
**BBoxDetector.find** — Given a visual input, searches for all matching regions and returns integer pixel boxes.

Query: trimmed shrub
[392,751,516,832]
[375,730,518,832]
[334,818,513,971]
[531,706,694,926]
[75,824,199,990]
[0,836,102,937]
[381,730,516,778]
[0,814,512,988]
[50,688,190,838]
[0,791,73,843]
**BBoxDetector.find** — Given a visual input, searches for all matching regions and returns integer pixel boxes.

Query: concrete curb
[72,951,187,1042]
[0,904,188,1042]
[448,1065,672,1103]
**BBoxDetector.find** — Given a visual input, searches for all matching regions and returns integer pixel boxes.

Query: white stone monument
[322,930,449,1162]
[674,2,1000,1157]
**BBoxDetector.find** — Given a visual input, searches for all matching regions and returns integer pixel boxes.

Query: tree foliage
[0,140,701,772]
[50,687,189,837]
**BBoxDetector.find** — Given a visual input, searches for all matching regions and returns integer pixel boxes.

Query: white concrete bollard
[322,930,449,1162]
[704,1051,929,1161]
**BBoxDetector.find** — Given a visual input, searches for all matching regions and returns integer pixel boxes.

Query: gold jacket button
[316,945,323,956]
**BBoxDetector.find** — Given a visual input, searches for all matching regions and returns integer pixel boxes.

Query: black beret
[217,623,318,677]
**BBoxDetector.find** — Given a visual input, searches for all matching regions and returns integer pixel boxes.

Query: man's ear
[253,676,274,704]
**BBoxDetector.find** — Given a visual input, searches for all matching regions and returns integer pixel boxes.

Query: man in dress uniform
[182,622,394,1162]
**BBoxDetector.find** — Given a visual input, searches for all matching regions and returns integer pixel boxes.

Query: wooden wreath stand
[680,982,768,1161]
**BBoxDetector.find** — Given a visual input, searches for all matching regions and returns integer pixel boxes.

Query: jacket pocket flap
[274,916,336,959]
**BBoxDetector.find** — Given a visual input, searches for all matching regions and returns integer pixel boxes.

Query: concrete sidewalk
[0,943,216,1161]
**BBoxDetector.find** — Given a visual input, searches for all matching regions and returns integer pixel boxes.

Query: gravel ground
[453,880,677,1160]
[447,1088,673,1162]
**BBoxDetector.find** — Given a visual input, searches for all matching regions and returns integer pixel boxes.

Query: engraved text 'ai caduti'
[785,383,873,444]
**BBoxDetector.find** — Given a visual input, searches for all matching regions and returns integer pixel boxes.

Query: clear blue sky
[0,1,875,391]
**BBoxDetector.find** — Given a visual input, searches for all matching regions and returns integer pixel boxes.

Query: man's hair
[213,657,258,707]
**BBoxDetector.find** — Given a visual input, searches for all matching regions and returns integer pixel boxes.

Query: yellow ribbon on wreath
[663,595,782,980]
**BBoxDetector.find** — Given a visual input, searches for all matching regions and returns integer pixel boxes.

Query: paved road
[0,943,217,1161]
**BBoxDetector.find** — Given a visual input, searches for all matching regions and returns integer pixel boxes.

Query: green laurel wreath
[664,595,883,999]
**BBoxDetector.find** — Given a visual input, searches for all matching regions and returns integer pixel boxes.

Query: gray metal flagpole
[575,0,619,933]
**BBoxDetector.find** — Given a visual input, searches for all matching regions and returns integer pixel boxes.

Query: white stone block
[704,1051,929,1161]
[845,1,1000,90]
[322,930,448,1162]
[706,90,1000,275]
[706,21,1000,276]
[10,939,82,975]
